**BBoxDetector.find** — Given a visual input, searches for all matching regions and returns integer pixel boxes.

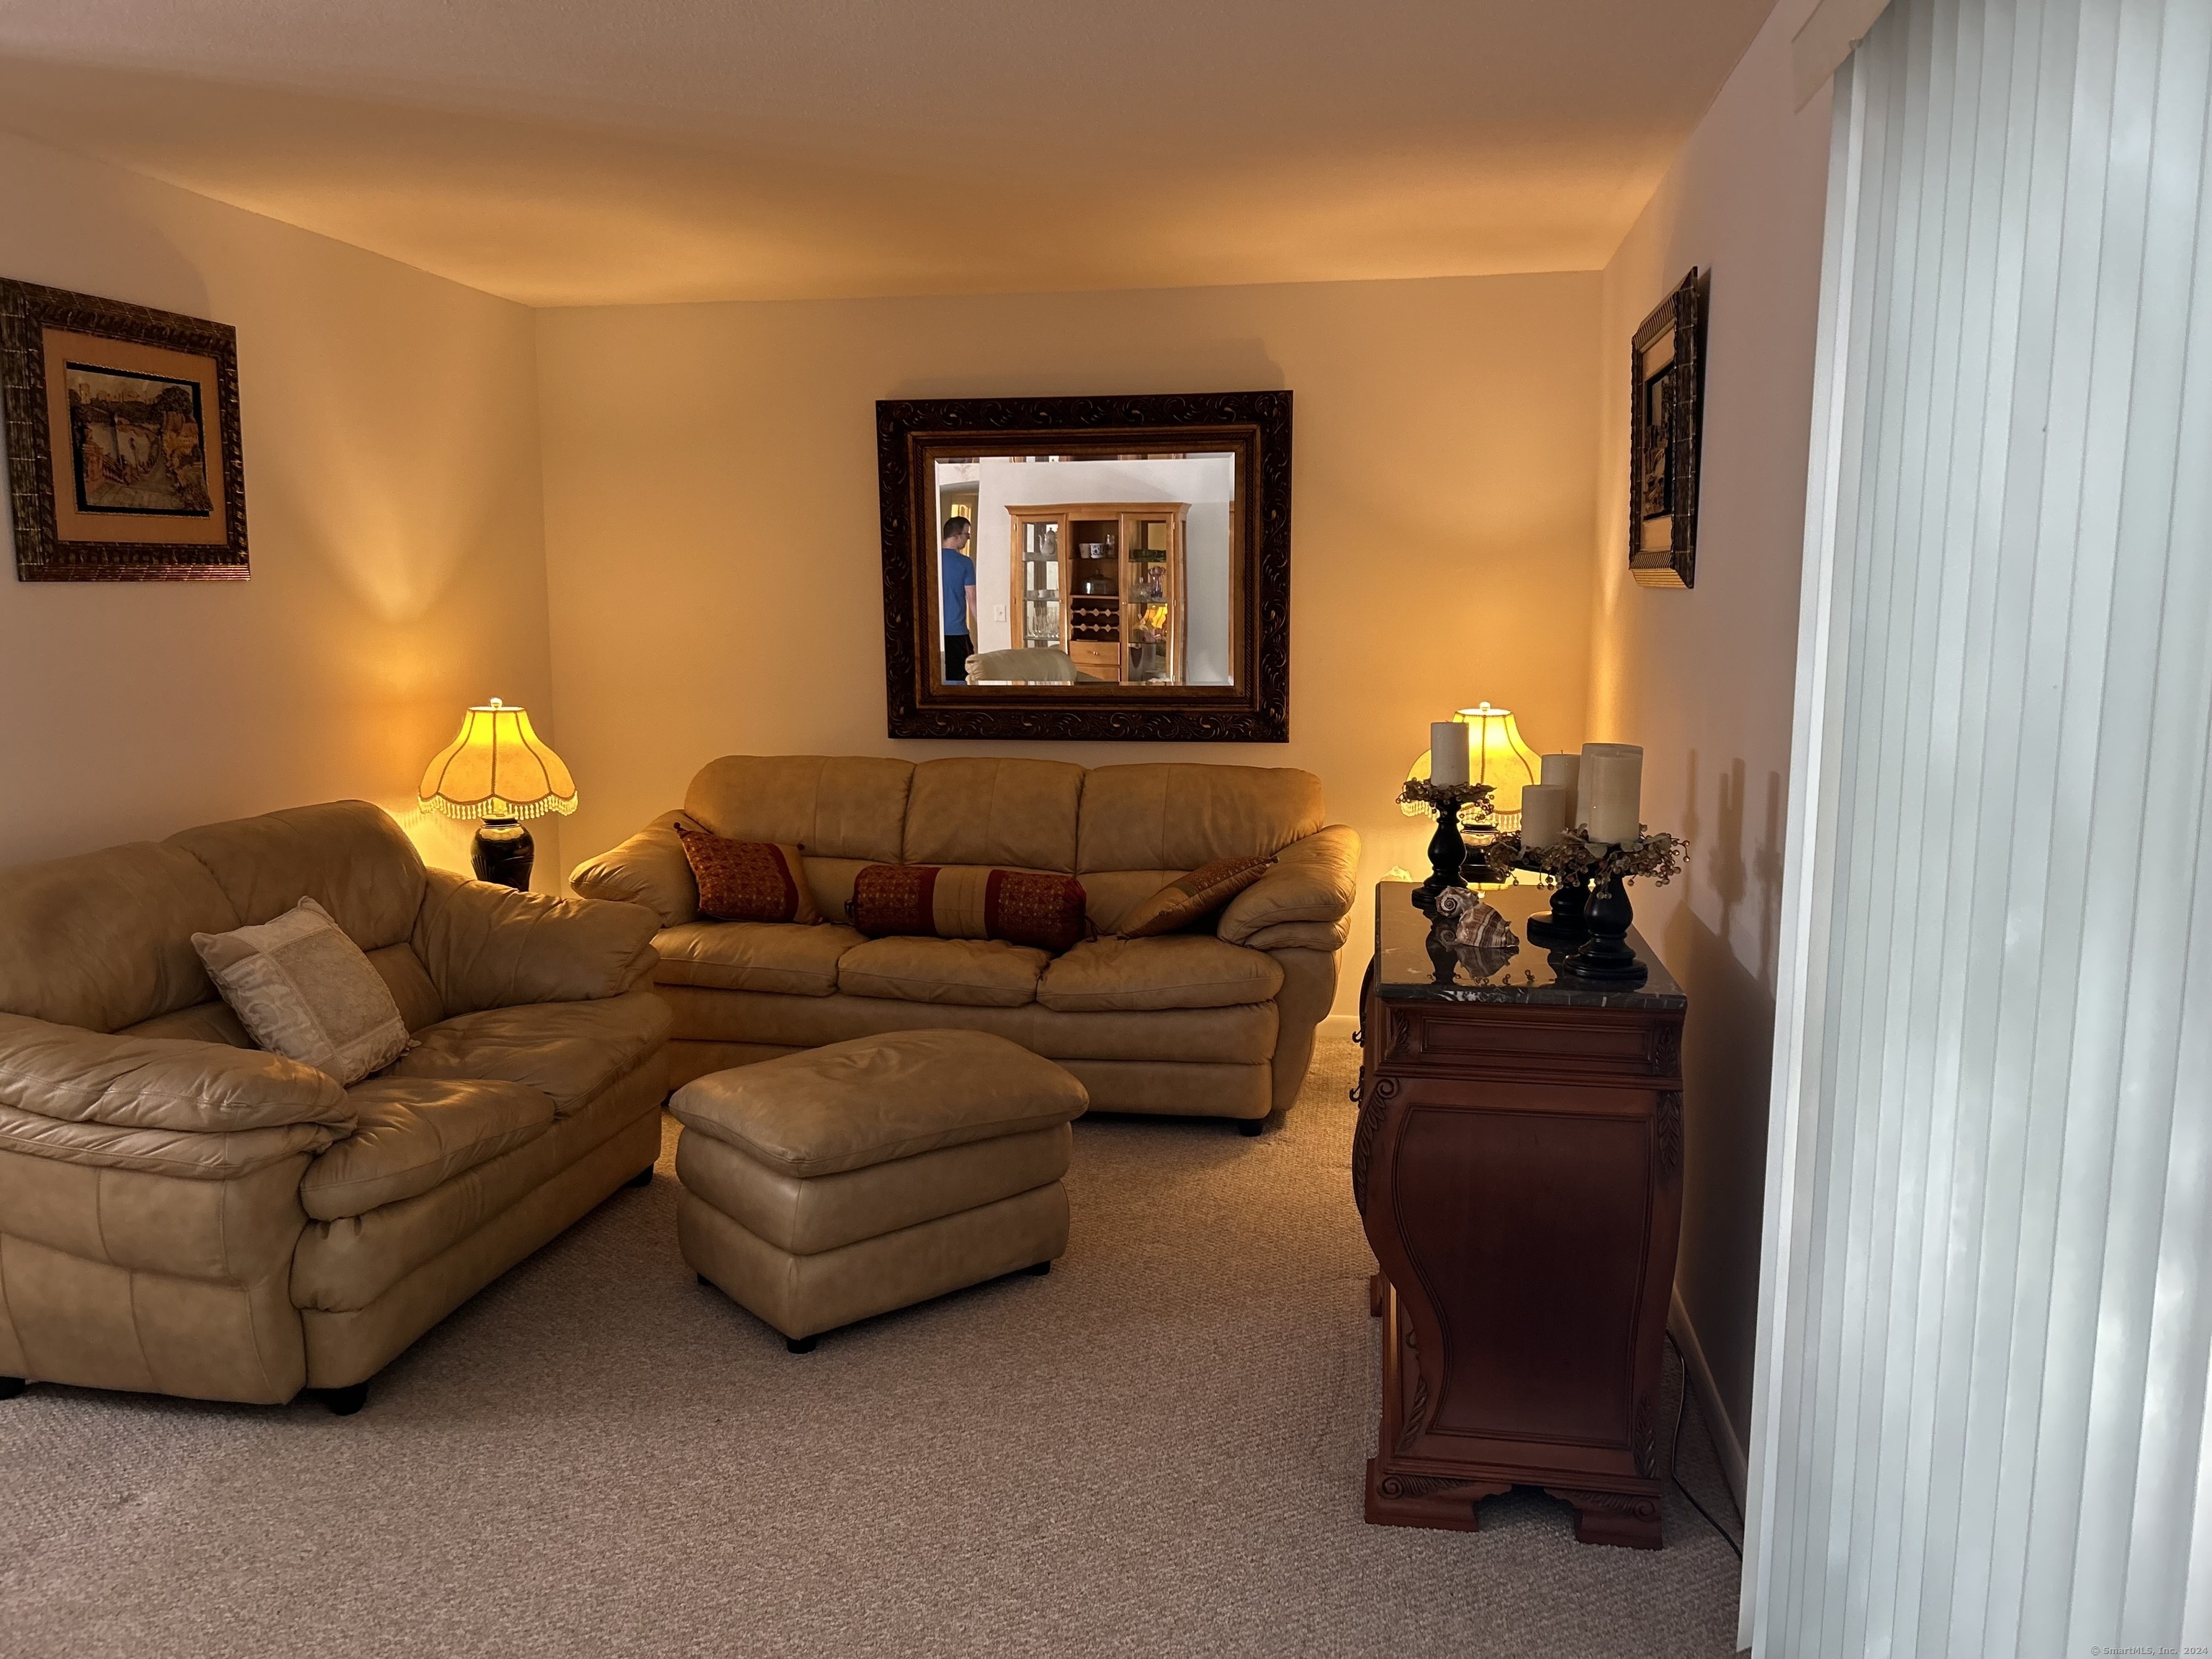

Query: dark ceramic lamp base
[471,819,535,890]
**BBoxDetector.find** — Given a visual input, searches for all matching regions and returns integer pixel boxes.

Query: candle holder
[1558,873,1647,985]
[1395,778,1493,910]
[1549,832,1687,987]
[1524,871,1593,947]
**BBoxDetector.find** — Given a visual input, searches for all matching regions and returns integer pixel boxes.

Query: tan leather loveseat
[571,757,1359,1128]
[0,801,669,1410]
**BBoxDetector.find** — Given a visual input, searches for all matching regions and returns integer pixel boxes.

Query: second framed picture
[1,279,249,582]
[1629,268,1707,590]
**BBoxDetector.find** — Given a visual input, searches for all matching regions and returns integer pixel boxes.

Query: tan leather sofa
[570,757,1359,1128]
[0,801,669,1411]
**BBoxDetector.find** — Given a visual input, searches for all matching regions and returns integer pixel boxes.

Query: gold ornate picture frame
[1,279,249,582]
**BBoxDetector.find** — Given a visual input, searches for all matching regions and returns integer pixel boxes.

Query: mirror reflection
[932,453,1236,688]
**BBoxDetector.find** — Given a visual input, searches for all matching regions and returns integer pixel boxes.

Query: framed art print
[1629,268,1706,590]
[1,279,248,581]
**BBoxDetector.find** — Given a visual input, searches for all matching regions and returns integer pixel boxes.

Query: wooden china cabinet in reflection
[1007,503,1187,685]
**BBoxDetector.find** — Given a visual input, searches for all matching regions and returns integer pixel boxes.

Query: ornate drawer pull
[1349,1080,1363,1105]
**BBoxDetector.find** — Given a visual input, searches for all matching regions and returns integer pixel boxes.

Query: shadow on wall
[1665,752,1785,1439]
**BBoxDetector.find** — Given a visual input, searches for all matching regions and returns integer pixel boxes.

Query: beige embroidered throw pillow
[192,897,412,1085]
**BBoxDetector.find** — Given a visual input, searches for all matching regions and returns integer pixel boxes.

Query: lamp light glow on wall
[418,698,577,890]
[1403,703,1545,817]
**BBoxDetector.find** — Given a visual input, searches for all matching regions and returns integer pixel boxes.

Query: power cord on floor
[1665,1331,1744,1560]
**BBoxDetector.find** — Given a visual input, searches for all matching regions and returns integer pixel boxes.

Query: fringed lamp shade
[1456,703,1542,813]
[418,700,575,891]
[418,700,577,822]
[1402,703,1545,817]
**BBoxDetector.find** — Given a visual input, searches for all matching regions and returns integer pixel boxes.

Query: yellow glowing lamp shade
[1404,703,1545,814]
[418,700,577,822]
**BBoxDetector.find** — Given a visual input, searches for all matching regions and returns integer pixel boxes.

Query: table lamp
[418,698,577,889]
[1455,703,1543,815]
[1402,702,1545,819]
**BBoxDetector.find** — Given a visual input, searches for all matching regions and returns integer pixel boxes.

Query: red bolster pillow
[847,865,1089,954]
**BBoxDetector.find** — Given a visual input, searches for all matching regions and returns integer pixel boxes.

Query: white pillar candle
[1539,752,1581,831]
[1429,720,1470,787]
[1580,742,1644,845]
[1519,783,1568,848]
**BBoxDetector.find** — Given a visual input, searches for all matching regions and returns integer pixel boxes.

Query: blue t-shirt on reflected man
[940,544,975,637]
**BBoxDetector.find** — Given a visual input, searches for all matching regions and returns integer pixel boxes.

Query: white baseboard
[1670,1287,1748,1518]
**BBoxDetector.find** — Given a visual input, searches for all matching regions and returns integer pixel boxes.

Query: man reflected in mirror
[940,516,976,682]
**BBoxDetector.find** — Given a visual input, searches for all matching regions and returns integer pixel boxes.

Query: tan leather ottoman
[670,1029,1088,1352]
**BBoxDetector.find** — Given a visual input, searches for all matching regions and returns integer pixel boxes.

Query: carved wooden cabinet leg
[1366,1462,1512,1530]
[1545,1486,1664,1550]
[1367,1272,1385,1316]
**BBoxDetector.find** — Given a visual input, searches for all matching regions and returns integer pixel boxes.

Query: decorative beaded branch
[1483,827,1688,886]
[1395,778,1495,814]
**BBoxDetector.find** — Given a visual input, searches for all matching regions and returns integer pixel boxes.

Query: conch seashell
[1453,900,1519,953]
[1453,943,1520,981]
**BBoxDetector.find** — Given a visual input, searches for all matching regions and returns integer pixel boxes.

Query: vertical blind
[1744,0,2212,1654]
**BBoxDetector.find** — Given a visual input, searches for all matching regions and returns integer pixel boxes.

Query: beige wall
[537,274,1603,1007]
[0,130,559,884]
[1588,0,1831,1473]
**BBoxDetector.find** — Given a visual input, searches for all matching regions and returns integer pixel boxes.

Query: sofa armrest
[0,1012,349,1134]
[569,811,700,927]
[1217,826,1360,945]
[413,868,662,1017]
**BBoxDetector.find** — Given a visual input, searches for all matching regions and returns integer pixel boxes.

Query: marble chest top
[1372,880,1686,1011]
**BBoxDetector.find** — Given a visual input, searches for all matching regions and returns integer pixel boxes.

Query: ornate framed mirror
[877,391,1291,740]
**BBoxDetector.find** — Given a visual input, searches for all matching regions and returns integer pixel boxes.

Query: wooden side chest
[1355,881,1687,1548]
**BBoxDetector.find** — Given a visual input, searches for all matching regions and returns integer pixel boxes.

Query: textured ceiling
[0,1,1776,306]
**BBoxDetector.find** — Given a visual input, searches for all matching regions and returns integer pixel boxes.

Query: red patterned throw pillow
[848,865,1089,953]
[677,827,823,925]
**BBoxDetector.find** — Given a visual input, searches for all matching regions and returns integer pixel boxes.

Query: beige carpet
[0,1033,1744,1658]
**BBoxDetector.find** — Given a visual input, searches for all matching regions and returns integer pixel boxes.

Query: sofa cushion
[192,898,413,1086]
[653,922,863,997]
[1036,936,1284,1013]
[654,984,1281,1066]
[685,755,912,863]
[1076,764,1323,873]
[385,990,670,1115]
[167,801,426,953]
[302,1077,554,1221]
[903,757,1084,872]
[670,1030,1087,1178]
[0,841,240,1033]
[835,936,1048,1007]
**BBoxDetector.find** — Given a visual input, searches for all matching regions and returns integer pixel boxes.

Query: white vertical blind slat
[1745,1,2212,1653]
